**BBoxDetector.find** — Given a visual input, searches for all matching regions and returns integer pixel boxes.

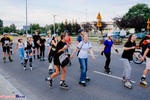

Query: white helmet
[52,34,57,38]
[107,33,114,37]
[26,35,32,38]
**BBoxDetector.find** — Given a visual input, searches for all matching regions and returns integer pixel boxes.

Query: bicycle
[133,45,145,64]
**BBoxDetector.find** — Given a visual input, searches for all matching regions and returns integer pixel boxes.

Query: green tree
[123,3,150,20]
[0,19,3,34]
[10,23,16,33]
[3,26,10,33]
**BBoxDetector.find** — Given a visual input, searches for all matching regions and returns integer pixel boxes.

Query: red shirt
[66,36,71,44]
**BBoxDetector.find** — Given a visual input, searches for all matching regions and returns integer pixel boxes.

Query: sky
[0,0,150,29]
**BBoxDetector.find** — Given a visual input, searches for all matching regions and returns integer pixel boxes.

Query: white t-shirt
[77,41,92,58]
[18,42,24,48]
[46,38,52,45]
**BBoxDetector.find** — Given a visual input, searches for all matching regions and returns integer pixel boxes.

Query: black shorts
[34,43,40,49]
[3,46,10,53]
[54,54,61,66]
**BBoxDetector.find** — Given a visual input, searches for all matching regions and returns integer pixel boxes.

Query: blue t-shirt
[104,40,113,53]
[77,35,82,43]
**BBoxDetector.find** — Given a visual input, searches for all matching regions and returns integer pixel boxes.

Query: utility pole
[26,0,28,34]
[53,15,55,34]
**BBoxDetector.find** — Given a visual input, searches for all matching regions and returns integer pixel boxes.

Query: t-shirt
[46,38,52,44]
[77,35,82,43]
[104,40,113,53]
[66,36,71,44]
[122,41,136,61]
[18,42,24,48]
[56,41,67,57]
[33,35,40,44]
[7,36,12,41]
[77,41,92,58]
[1,37,10,46]
[147,43,150,58]
[39,38,46,46]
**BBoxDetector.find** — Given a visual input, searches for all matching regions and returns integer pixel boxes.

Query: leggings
[40,46,45,58]
[104,52,111,69]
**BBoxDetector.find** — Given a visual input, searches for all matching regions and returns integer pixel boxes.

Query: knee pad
[29,58,32,62]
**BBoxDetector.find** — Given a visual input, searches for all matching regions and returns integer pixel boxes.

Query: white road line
[88,54,98,57]
[93,71,136,83]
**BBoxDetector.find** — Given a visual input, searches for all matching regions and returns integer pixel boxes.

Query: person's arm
[101,45,106,56]
[89,48,95,60]
[70,38,72,47]
[14,43,18,54]
[140,48,150,61]
[123,47,135,51]
[57,45,68,53]
[76,41,79,45]
[70,48,78,59]
[51,40,57,47]
[112,44,119,53]
[37,40,41,46]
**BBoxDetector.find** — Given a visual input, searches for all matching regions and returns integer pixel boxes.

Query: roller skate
[3,57,6,63]
[9,57,13,62]
[48,69,53,74]
[79,81,86,87]
[140,78,147,87]
[122,76,126,83]
[124,80,132,89]
[23,67,26,70]
[60,81,69,89]
[85,77,90,82]
[104,68,111,74]
[45,77,52,88]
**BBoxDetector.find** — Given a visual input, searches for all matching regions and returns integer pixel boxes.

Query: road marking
[93,71,136,83]
[88,54,98,57]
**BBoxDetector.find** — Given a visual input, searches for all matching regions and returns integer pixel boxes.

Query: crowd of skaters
[0,30,150,89]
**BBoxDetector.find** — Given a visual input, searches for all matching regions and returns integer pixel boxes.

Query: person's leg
[7,47,12,61]
[3,52,6,62]
[43,46,45,58]
[122,59,131,80]
[37,47,40,58]
[104,52,111,69]
[78,58,86,82]
[50,65,60,79]
[19,48,23,63]
[29,51,33,70]
[61,66,66,80]
[140,57,150,86]
[40,47,42,60]
[49,58,54,74]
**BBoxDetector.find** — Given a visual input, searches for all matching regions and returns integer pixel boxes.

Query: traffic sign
[147,18,150,24]
[147,24,150,29]
[97,12,102,20]
[97,20,102,27]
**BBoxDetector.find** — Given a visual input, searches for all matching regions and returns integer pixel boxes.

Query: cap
[64,30,69,33]
[78,29,84,33]
[107,33,114,37]
[3,33,7,35]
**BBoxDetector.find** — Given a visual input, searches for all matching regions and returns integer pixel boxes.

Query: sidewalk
[0,74,27,100]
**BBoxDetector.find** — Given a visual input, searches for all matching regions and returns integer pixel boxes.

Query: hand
[140,57,144,61]
[93,56,95,61]
[101,51,104,56]
[39,44,41,46]
[115,49,119,53]
[70,55,73,59]
[131,46,135,49]
[14,51,16,54]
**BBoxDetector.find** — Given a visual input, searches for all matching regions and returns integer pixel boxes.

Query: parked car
[10,33,18,36]
[138,33,146,39]
[23,34,26,37]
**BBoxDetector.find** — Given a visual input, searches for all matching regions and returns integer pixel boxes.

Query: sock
[47,77,51,80]
[142,75,146,78]
[60,80,64,84]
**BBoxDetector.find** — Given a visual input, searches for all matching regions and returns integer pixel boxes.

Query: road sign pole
[53,15,55,34]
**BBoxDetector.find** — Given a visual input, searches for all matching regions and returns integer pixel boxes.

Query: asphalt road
[0,43,150,100]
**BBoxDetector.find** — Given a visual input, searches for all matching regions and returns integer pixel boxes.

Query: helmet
[52,34,57,38]
[18,37,22,40]
[26,35,32,38]
[107,33,114,37]
[3,33,7,36]
[64,30,69,33]
[78,29,84,33]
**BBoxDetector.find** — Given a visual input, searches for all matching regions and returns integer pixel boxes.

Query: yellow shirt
[7,36,12,41]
